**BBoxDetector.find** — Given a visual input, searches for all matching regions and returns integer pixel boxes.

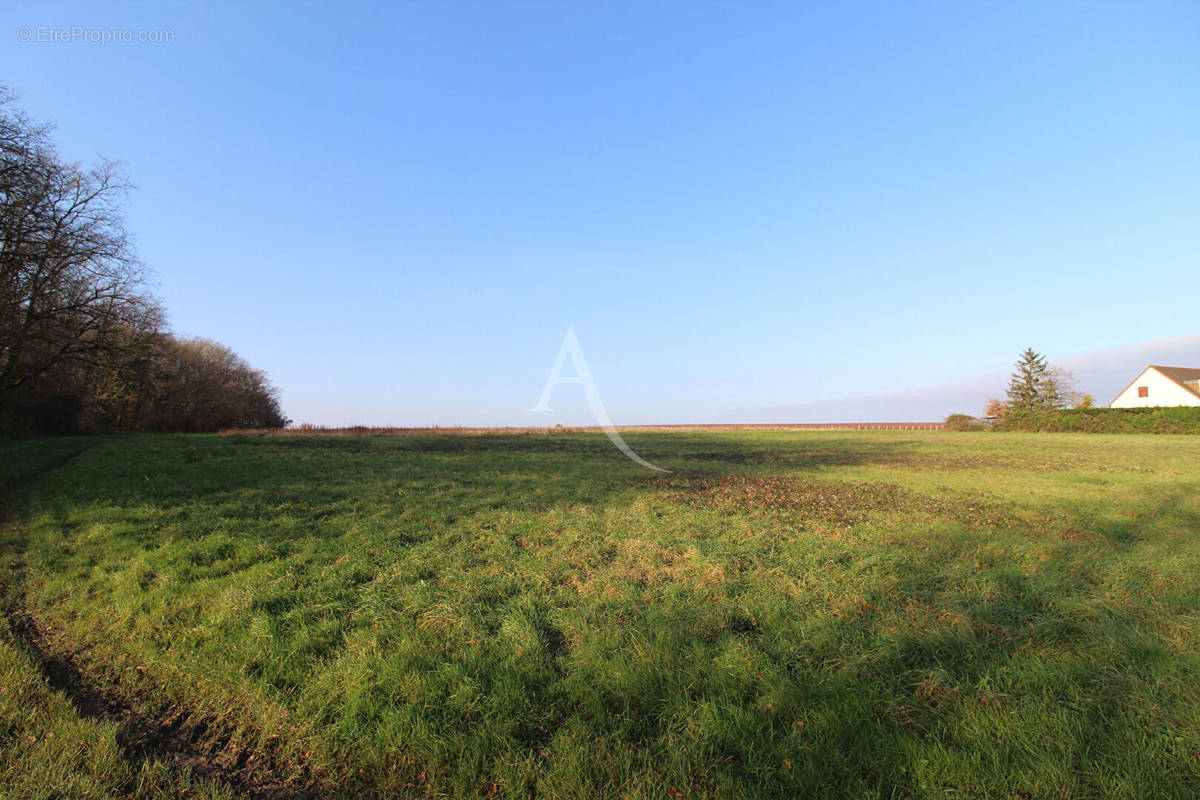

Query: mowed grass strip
[1,431,1199,798]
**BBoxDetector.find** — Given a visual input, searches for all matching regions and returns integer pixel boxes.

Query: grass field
[2,431,1199,799]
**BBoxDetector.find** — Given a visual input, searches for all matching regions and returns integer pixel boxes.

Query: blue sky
[4,1,1199,425]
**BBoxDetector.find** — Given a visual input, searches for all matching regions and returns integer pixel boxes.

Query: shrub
[944,414,986,431]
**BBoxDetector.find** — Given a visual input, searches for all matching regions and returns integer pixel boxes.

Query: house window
[1138,386,1149,398]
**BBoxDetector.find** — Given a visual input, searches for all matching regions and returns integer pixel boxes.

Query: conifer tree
[1006,348,1055,412]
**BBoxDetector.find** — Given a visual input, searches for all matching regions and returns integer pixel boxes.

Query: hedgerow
[993,405,1200,433]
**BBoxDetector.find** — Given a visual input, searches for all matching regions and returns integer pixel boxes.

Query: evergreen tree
[1006,348,1056,412]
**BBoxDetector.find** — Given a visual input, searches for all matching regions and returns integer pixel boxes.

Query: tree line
[0,89,287,436]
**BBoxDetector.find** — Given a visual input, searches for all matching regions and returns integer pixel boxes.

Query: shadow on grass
[11,433,923,519]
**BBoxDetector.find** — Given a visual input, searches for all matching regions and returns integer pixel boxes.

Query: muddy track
[0,441,324,799]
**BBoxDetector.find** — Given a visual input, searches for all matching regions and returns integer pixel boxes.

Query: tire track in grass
[0,440,323,799]
[0,602,320,799]
[0,440,96,499]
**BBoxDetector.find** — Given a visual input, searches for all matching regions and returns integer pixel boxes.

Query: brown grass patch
[656,475,1022,529]
[657,475,909,525]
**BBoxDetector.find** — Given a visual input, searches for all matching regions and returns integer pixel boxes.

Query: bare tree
[1,89,288,436]
[151,337,289,431]
[1045,366,1075,409]
[0,89,162,399]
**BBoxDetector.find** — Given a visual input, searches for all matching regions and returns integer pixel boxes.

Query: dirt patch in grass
[658,475,907,525]
[656,475,1022,529]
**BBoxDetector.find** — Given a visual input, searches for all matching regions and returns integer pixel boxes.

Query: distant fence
[616,423,946,432]
[754,423,945,431]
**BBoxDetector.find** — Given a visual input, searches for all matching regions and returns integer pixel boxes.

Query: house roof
[1151,366,1200,399]
[1109,365,1200,406]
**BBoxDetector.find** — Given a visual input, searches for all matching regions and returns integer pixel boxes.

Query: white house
[1109,365,1200,408]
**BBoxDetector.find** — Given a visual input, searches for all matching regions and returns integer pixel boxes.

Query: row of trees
[1,89,287,436]
[984,348,1094,419]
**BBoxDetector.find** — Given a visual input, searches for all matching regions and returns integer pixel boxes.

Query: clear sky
[4,1,1198,425]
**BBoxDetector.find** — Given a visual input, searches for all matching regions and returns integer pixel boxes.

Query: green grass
[1,431,1199,798]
